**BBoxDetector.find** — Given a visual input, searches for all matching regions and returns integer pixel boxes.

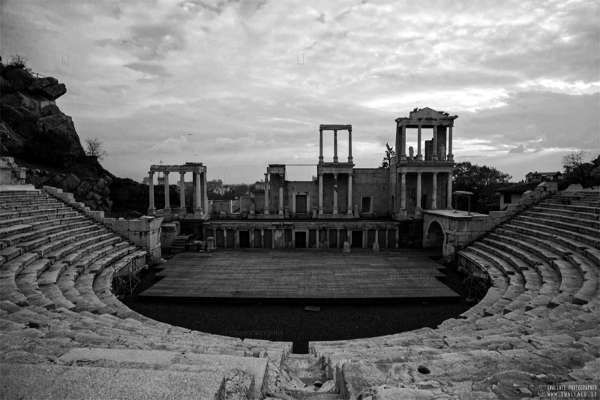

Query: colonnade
[148,163,208,216]
[398,171,453,211]
[318,173,352,215]
[207,225,401,249]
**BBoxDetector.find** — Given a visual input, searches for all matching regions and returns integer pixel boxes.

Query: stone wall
[0,156,27,185]
[423,181,558,258]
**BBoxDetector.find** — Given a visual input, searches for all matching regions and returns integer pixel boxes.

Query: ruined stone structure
[177,107,458,249]
[147,162,208,219]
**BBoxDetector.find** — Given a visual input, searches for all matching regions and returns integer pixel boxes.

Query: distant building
[496,182,538,210]
[525,171,562,184]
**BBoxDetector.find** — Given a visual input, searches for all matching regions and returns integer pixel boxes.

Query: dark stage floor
[140,250,460,300]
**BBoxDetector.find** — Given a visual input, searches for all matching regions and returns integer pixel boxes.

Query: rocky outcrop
[0,58,147,215]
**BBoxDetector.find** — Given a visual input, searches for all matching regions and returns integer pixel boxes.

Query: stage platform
[140,250,460,300]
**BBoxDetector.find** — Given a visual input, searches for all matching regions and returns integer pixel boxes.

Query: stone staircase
[313,189,600,399]
[0,187,288,399]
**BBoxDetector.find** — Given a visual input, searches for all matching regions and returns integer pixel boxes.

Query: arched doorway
[424,221,444,253]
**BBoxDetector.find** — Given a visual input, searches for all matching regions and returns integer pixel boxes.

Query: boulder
[36,112,86,159]
[41,104,60,117]
[61,173,81,192]
[28,77,66,100]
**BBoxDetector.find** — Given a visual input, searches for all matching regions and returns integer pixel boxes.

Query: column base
[278,210,283,216]
[333,209,338,215]
[318,209,323,215]
[447,154,454,162]
[416,154,423,160]
[347,210,353,216]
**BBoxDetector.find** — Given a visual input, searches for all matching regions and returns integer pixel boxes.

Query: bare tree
[85,137,107,160]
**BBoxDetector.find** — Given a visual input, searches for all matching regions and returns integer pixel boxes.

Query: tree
[381,142,395,168]
[563,151,600,187]
[453,162,512,213]
[85,138,107,160]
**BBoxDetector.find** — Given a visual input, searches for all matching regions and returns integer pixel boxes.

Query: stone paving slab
[141,250,459,299]
[0,362,223,400]
[58,347,268,399]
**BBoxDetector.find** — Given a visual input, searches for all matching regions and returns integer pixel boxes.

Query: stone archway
[423,220,445,252]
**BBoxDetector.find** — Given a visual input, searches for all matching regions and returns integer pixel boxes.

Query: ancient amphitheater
[0,180,598,399]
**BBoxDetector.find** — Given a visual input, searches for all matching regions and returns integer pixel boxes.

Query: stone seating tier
[0,189,288,399]
[312,189,600,399]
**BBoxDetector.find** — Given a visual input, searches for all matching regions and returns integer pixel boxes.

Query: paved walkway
[140,250,460,299]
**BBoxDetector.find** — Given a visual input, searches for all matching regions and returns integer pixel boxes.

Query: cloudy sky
[2,0,599,182]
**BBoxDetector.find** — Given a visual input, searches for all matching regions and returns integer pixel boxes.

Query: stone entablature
[148,162,208,219]
[395,107,457,162]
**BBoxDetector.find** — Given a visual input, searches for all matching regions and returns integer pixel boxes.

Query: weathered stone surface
[28,76,67,100]
[0,362,223,400]
[221,368,254,400]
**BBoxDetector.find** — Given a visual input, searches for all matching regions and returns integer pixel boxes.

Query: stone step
[2,220,94,246]
[60,236,121,265]
[510,219,600,250]
[0,362,226,400]
[524,210,600,230]
[46,232,117,261]
[518,214,599,238]
[0,223,32,239]
[0,246,22,265]
[542,200,600,214]
[35,228,109,257]
[55,348,268,399]
[0,206,71,221]
[15,258,54,308]
[532,205,599,221]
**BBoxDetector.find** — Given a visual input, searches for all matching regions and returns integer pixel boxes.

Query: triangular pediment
[409,107,450,119]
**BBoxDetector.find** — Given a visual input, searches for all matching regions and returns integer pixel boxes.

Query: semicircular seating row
[0,189,285,367]
[313,189,600,399]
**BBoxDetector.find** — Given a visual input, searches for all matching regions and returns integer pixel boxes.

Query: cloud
[2,0,598,182]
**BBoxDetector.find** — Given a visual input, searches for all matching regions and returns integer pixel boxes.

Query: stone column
[203,171,209,215]
[292,191,296,214]
[278,183,284,216]
[395,227,399,248]
[315,228,320,249]
[399,125,406,160]
[374,229,379,248]
[319,128,324,163]
[348,127,353,163]
[194,171,202,213]
[362,228,367,248]
[333,130,338,162]
[163,171,170,210]
[332,174,338,215]
[400,172,406,210]
[432,172,438,209]
[347,174,353,215]
[447,172,453,209]
[416,172,422,211]
[448,125,453,161]
[385,228,389,248]
[417,124,423,160]
[179,172,186,210]
[264,173,270,215]
[336,229,341,249]
[148,171,155,213]
[250,229,254,248]
[223,229,228,248]
[318,173,323,215]
[261,229,265,248]
[234,229,240,248]
[432,125,438,161]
